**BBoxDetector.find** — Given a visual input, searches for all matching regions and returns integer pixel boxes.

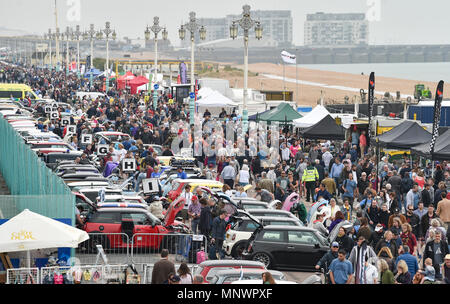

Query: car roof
[67,181,110,187]
[214,268,282,276]
[96,207,149,213]
[79,187,121,192]
[247,209,292,214]
[97,202,147,209]
[261,225,316,232]
[243,216,299,222]
[173,178,223,185]
[240,201,269,205]
[199,260,265,267]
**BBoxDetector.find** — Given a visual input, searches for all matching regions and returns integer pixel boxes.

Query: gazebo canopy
[258,103,303,122]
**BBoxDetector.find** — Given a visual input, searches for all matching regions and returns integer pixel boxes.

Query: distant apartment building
[186,10,292,48]
[304,12,368,47]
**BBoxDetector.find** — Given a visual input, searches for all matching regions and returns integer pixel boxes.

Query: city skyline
[1,0,450,46]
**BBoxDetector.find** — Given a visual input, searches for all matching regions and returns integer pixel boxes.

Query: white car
[223,216,303,258]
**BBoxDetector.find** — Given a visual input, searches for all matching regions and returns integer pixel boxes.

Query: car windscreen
[237,221,260,232]
[47,154,79,163]
[205,267,234,282]
[265,220,298,226]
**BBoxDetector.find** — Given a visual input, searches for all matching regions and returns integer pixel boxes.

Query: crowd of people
[2,61,450,284]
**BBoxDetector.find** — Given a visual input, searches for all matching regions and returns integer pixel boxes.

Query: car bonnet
[163,196,186,226]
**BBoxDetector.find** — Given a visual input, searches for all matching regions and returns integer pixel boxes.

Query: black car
[242,225,329,271]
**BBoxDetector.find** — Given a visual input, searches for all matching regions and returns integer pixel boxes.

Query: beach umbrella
[0,209,89,267]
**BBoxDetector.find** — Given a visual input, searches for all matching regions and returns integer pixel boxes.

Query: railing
[6,267,39,284]
[130,233,207,265]
[75,232,208,267]
[0,115,75,221]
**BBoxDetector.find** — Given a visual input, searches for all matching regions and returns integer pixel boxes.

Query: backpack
[400,177,413,194]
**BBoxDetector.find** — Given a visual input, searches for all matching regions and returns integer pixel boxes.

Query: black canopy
[411,129,450,160]
[300,115,346,140]
[374,120,431,150]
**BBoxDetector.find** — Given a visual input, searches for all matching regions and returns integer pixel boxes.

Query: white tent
[0,209,89,267]
[292,105,331,128]
[196,89,237,108]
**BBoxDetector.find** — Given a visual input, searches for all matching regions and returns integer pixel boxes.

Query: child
[420,258,436,284]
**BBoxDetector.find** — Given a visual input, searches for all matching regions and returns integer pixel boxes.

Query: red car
[81,197,189,252]
[194,260,266,283]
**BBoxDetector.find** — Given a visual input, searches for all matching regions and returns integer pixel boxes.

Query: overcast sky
[1,0,449,46]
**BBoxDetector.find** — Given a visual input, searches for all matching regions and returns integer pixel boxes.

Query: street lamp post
[145,16,167,87]
[55,27,61,72]
[230,4,263,134]
[72,25,82,79]
[84,24,96,89]
[179,12,206,125]
[64,26,72,76]
[99,22,116,94]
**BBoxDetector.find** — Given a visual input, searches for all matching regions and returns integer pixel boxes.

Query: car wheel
[231,241,247,259]
[252,252,272,268]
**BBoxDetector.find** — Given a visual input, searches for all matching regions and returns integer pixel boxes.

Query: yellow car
[158,156,196,167]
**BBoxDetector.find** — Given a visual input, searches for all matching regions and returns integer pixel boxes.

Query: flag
[430,80,444,156]
[281,51,296,64]
[367,72,375,145]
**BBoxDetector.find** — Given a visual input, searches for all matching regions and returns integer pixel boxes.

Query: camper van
[0,84,39,100]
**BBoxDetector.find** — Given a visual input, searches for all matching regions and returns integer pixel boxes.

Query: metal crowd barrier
[75,232,208,268]
[6,267,39,284]
[142,263,199,284]
[39,265,129,284]
[131,233,208,265]
[75,233,131,265]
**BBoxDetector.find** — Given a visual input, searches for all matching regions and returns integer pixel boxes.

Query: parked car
[39,152,85,169]
[209,268,285,284]
[242,225,329,271]
[82,199,190,252]
[167,179,223,202]
[194,260,266,283]
[238,201,269,210]
[224,215,303,258]
[29,141,75,151]
[244,209,303,225]
[94,131,131,145]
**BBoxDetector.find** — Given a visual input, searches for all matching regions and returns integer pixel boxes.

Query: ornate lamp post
[145,17,167,87]
[64,26,72,76]
[46,29,52,68]
[72,25,82,79]
[230,4,263,133]
[179,12,206,125]
[84,24,97,88]
[98,21,116,93]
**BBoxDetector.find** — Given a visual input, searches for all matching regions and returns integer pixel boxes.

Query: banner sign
[368,72,375,145]
[430,80,444,156]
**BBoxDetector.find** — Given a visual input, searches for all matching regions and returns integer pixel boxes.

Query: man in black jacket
[423,230,449,280]
[211,209,228,260]
[198,198,212,239]
[315,242,339,283]
[421,183,433,207]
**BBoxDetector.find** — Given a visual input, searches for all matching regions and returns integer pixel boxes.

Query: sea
[298,62,450,83]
